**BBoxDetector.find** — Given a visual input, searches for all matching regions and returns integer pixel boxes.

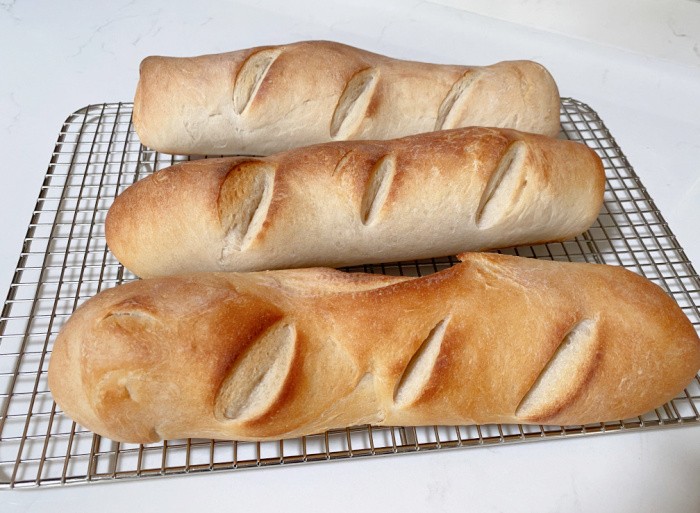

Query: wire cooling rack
[0,99,698,488]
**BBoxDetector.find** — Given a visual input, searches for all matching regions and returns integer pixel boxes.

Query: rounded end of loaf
[468,130,605,250]
[48,274,289,444]
[546,137,606,240]
[521,261,700,426]
[132,57,149,150]
[106,159,236,278]
[48,312,97,439]
[133,55,208,155]
[133,56,178,155]
[514,60,562,138]
[133,53,250,155]
[540,134,606,239]
[48,283,165,444]
[466,60,561,138]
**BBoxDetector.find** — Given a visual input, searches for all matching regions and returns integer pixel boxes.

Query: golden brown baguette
[106,127,605,277]
[48,253,700,443]
[133,40,561,155]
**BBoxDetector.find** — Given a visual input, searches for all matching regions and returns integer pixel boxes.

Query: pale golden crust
[105,127,605,278]
[132,41,561,155]
[48,253,700,443]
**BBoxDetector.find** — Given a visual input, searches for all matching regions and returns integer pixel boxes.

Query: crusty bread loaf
[48,253,700,443]
[105,127,605,277]
[133,40,561,156]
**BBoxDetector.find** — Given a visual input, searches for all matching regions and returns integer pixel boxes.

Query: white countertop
[2,1,699,511]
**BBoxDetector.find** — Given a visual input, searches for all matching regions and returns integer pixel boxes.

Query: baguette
[48,253,700,443]
[133,40,561,155]
[105,127,605,277]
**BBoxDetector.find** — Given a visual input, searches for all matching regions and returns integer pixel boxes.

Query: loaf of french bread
[133,40,561,155]
[105,127,605,277]
[48,253,700,443]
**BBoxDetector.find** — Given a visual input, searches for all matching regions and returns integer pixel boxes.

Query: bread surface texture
[133,40,561,155]
[48,253,700,443]
[105,127,605,277]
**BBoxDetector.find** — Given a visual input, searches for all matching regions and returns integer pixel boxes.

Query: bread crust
[48,253,700,443]
[105,127,605,277]
[133,41,561,155]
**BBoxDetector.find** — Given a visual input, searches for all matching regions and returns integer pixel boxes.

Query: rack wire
[0,99,698,488]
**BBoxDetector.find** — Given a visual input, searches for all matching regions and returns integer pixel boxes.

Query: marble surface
[1,0,700,511]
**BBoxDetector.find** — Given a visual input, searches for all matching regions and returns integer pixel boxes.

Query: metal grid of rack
[0,99,698,488]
